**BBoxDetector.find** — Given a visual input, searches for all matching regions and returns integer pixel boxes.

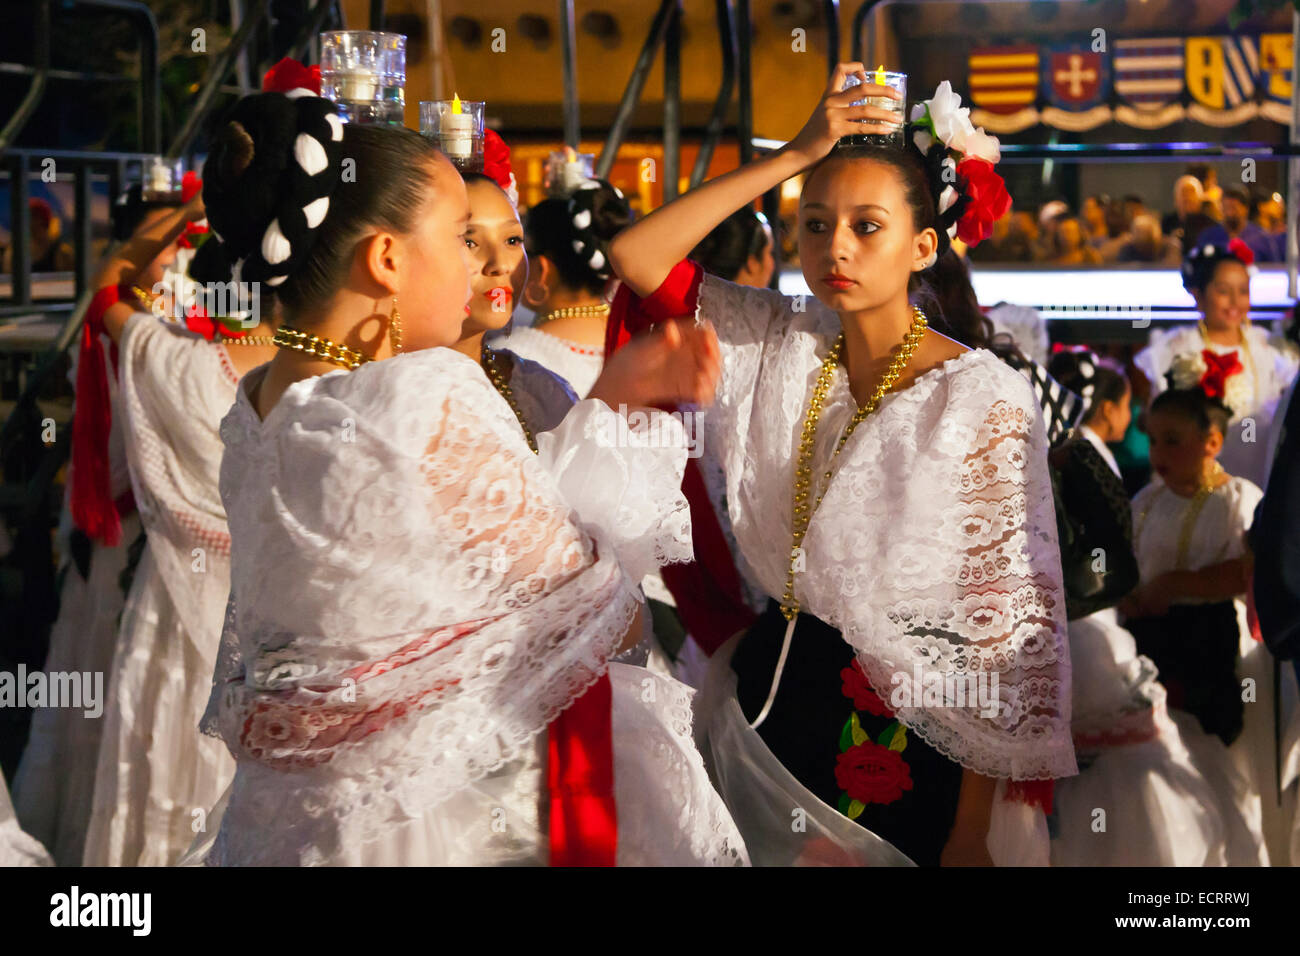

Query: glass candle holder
[543,149,596,197]
[142,156,184,202]
[839,69,907,146]
[320,30,406,126]
[420,98,485,172]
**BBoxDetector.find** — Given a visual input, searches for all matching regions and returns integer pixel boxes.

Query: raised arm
[607,62,901,297]
[93,193,206,344]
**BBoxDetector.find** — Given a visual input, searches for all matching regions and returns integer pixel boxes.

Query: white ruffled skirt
[11,513,139,866]
[82,547,234,866]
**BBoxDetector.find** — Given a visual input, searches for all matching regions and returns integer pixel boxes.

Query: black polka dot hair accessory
[190,92,344,290]
[1181,239,1258,294]
[565,181,624,280]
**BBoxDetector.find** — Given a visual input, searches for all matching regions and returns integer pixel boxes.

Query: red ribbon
[70,285,132,546]
[1227,237,1255,267]
[1199,348,1243,399]
[605,259,758,655]
[262,57,321,96]
[547,674,617,866]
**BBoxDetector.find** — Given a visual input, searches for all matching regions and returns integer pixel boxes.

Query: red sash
[547,673,617,866]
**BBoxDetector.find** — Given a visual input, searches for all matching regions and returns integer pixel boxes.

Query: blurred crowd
[968,165,1289,267]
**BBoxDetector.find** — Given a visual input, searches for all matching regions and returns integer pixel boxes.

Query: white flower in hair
[918,81,975,154]
[938,184,958,215]
[1168,351,1208,391]
[912,128,934,154]
[963,126,1001,164]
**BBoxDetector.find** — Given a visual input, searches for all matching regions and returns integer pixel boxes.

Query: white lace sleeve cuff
[536,399,693,584]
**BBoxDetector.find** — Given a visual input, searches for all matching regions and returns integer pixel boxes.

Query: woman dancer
[607,69,1075,866]
[1135,241,1299,486]
[77,182,279,865]
[491,164,629,398]
[189,91,744,866]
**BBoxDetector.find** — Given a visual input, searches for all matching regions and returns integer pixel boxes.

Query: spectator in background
[1116,213,1181,265]
[1162,175,1215,252]
[1081,194,1110,248]
[1188,162,1224,217]
[1195,185,1280,262]
[1253,192,1287,262]
[1037,200,1069,259]
[1097,197,1136,261]
[1,198,75,273]
[1122,194,1147,224]
[1049,215,1102,265]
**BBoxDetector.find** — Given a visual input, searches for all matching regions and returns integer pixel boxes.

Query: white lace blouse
[489,325,605,398]
[692,273,1077,783]
[206,346,694,858]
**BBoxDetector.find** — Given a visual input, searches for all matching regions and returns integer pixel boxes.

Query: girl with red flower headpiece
[1121,345,1300,865]
[438,136,748,866]
[605,65,1076,867]
[1135,240,1298,486]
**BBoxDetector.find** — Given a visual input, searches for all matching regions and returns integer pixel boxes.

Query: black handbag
[1050,435,1140,620]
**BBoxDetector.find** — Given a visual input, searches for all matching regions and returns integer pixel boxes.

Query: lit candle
[875,64,887,86]
[148,160,172,195]
[338,71,378,101]
[440,93,473,159]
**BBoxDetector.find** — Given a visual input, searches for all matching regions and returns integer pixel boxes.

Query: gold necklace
[780,306,929,621]
[215,333,277,347]
[482,345,537,454]
[130,285,158,311]
[534,302,610,327]
[272,325,370,371]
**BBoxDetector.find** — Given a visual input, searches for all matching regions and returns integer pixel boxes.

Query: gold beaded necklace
[482,345,537,454]
[780,306,929,621]
[533,302,610,327]
[749,305,929,731]
[272,325,370,371]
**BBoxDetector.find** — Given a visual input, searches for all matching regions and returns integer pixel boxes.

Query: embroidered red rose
[955,158,1011,246]
[1199,348,1243,399]
[1227,237,1255,267]
[840,658,894,717]
[835,740,913,805]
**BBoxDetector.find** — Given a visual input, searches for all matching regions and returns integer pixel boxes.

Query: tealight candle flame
[875,64,886,85]
[452,92,462,114]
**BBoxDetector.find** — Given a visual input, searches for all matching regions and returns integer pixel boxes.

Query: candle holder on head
[320,30,406,126]
[839,67,907,147]
[420,96,485,173]
[543,148,596,197]
[142,156,184,203]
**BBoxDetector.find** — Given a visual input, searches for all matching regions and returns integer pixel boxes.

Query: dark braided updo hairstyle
[1151,380,1233,437]
[1048,349,1130,424]
[523,179,632,296]
[190,92,441,318]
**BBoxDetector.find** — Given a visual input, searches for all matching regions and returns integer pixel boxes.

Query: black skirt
[731,599,964,867]
[1127,601,1243,747]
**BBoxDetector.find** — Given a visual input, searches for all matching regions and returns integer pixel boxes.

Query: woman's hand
[785,62,904,167]
[587,317,721,410]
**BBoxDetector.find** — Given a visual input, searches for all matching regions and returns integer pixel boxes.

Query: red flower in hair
[483,129,514,194]
[177,221,209,249]
[181,170,203,203]
[1200,348,1243,399]
[262,57,321,95]
[955,158,1011,246]
[1227,237,1255,267]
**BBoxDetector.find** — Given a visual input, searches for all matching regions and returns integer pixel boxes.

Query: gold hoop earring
[523,281,548,309]
[389,296,403,354]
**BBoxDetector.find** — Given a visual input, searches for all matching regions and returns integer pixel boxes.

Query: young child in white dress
[1046,350,1234,865]
[608,69,1076,866]
[185,91,744,866]
[1121,366,1299,864]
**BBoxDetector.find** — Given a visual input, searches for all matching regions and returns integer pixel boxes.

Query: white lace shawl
[118,311,239,655]
[205,346,692,845]
[696,275,1077,782]
[489,325,604,398]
